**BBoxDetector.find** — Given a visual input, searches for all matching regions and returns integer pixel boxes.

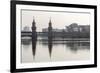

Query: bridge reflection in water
[21,37,90,63]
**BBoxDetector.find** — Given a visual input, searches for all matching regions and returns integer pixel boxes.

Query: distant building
[67,23,79,32]
[79,25,90,32]
[23,26,30,32]
[42,28,63,32]
[66,23,90,33]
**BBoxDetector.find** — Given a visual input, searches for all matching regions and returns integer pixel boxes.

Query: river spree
[21,37,90,63]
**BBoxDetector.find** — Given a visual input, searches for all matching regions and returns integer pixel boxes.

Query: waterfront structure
[42,23,90,38]
[31,17,37,56]
[42,23,90,33]
[21,20,90,38]
[65,23,90,38]
[66,23,90,33]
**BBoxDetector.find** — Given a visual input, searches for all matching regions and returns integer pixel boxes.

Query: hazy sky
[22,10,90,32]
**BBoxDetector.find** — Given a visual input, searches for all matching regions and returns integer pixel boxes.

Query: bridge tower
[48,18,52,37]
[31,17,37,57]
[32,17,36,33]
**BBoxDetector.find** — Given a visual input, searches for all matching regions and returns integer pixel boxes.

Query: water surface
[21,37,90,63]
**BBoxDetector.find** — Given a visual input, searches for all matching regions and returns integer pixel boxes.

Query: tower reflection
[48,36,53,58]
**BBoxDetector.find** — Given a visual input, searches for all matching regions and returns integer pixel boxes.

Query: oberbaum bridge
[21,17,53,39]
[21,17,90,41]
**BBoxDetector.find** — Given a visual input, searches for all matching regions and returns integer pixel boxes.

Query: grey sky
[22,10,90,32]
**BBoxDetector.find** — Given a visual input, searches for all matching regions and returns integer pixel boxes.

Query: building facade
[42,23,90,38]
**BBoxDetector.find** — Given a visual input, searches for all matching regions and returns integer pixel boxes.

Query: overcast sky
[22,10,90,32]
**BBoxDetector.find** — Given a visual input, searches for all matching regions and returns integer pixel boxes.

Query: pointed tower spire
[48,17,53,30]
[49,17,52,28]
[32,16,36,27]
